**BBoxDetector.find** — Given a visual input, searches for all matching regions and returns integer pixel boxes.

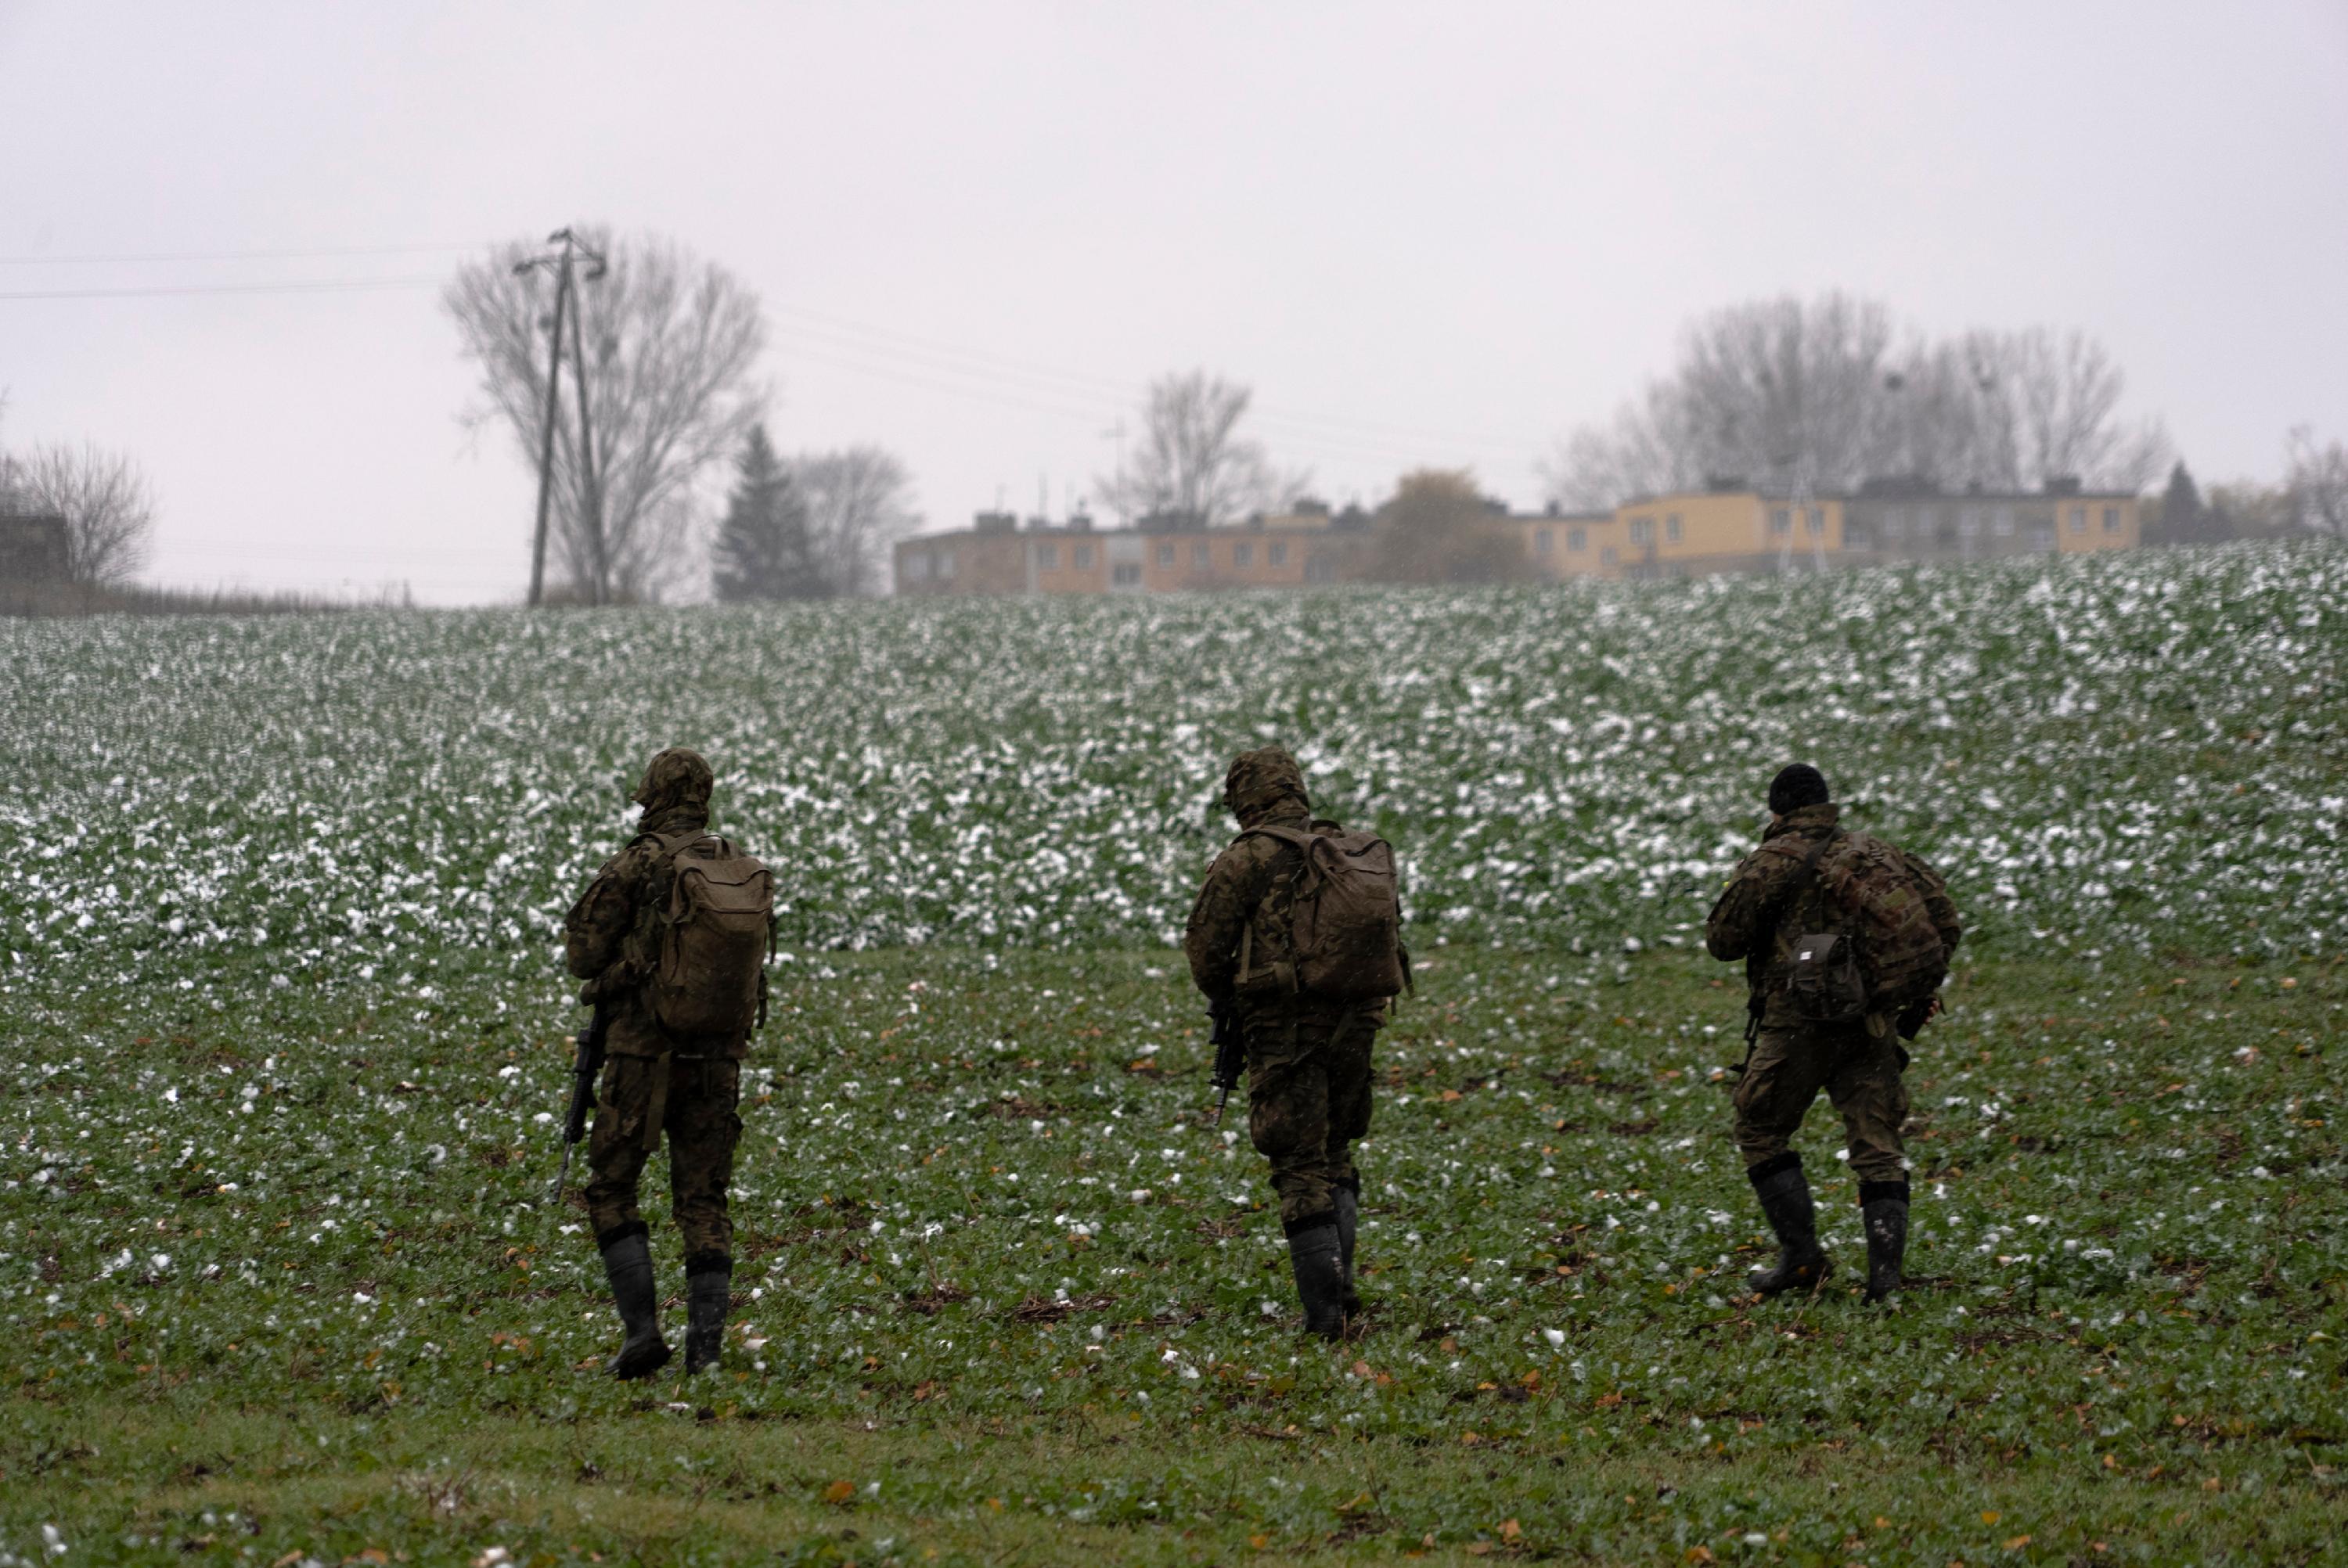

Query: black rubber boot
[1745,1153,1832,1297]
[1334,1179,1363,1317]
[684,1253,732,1373]
[598,1227,672,1380]
[1284,1214,1346,1340]
[1860,1181,1910,1304]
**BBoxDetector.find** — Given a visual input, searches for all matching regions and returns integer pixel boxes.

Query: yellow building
[1516,491,1847,579]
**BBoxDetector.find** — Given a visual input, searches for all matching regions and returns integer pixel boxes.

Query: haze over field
[3,2,2345,602]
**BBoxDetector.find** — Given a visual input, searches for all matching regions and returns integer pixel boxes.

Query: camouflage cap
[1223,746,1309,822]
[631,746,715,812]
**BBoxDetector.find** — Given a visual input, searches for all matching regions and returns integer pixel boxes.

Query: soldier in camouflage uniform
[1183,747,1385,1339]
[564,747,754,1377]
[1705,764,1961,1304]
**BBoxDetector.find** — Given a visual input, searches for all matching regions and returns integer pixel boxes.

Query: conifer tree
[711,424,820,600]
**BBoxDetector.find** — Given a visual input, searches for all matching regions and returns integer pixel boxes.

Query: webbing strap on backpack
[1765,827,1842,937]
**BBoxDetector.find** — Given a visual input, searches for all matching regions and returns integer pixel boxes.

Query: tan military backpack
[645,831,774,1036]
[1240,824,1409,1002]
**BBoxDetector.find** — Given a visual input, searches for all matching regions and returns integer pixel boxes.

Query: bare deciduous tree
[1543,295,2170,507]
[1097,371,1303,527]
[12,441,155,586]
[792,446,920,598]
[2285,426,2348,538]
[445,226,767,603]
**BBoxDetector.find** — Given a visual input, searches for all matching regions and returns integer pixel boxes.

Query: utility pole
[564,264,607,604]
[513,228,608,606]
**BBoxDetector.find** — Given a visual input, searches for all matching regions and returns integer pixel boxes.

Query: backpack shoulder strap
[1237,824,1316,851]
[1761,827,1842,933]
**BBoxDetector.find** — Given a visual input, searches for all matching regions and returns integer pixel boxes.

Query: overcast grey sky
[3,2,2343,604]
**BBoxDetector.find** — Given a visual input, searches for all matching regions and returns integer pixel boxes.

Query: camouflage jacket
[1183,803,1373,1024]
[1705,804,1963,1026]
[564,803,749,1059]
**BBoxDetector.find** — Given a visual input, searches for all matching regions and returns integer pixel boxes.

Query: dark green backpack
[1789,832,1950,1023]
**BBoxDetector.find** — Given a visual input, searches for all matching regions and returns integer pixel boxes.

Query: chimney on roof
[974,510,1017,536]
[2043,475,2082,497]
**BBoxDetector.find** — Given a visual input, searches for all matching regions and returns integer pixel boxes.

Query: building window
[1992,508,2015,538]
[2102,505,2120,534]
[1770,509,1792,536]
[1111,563,1141,586]
[1073,544,1094,570]
[1534,527,1553,556]
[2069,506,2086,534]
[1035,542,1058,570]
[1628,516,1653,546]
[1155,543,1175,567]
[903,553,929,582]
[936,548,955,577]
[1268,541,1287,566]
[1192,543,1210,569]
[1806,507,1825,536]
[1567,527,1586,552]
[1882,513,1906,541]
[1665,513,1682,543]
[1957,509,1981,540]
[1232,541,1253,568]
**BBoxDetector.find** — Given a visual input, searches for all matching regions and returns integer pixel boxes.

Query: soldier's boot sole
[1860,1185,1910,1304]
[1745,1153,1831,1300]
[608,1333,672,1381]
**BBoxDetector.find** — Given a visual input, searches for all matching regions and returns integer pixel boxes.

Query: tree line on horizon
[439,231,2347,606]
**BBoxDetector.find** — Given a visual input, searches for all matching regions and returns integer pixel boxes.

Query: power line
[0,242,484,266]
[0,276,441,300]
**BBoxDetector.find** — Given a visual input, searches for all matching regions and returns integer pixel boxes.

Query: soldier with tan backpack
[564,748,773,1378]
[1183,747,1410,1339]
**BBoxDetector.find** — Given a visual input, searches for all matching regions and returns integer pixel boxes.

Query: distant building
[1510,487,1849,580]
[0,506,69,585]
[1840,477,2141,563]
[892,477,2148,596]
[895,507,1377,597]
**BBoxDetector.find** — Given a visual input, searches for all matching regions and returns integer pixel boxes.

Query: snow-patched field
[5,544,2347,1562]
[2,542,2340,979]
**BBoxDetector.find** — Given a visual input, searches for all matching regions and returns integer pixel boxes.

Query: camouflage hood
[632,746,713,835]
[1224,746,1309,829]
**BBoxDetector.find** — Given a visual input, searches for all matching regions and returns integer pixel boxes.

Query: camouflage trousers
[584,1052,742,1268]
[1731,1022,1910,1185]
[1244,1007,1381,1228]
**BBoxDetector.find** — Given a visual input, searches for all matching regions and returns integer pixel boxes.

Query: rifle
[1725,994,1763,1082]
[550,1002,611,1202]
[1205,998,1244,1127]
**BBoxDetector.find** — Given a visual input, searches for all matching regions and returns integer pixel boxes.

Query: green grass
[6,943,2344,1563]
[7,546,2347,1560]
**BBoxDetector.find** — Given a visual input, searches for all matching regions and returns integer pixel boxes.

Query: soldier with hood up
[1183,746,1403,1339]
[564,747,769,1378]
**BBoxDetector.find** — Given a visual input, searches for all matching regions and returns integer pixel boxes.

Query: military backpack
[1238,823,1409,1003]
[644,831,774,1036]
[1784,830,1950,1024]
